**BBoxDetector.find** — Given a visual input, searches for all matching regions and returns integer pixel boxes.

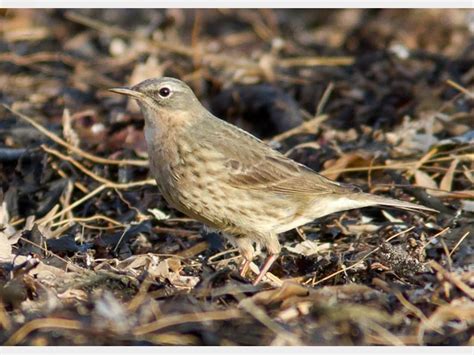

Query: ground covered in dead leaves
[0,9,473,346]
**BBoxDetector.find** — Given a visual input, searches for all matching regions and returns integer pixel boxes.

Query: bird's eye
[158,87,171,98]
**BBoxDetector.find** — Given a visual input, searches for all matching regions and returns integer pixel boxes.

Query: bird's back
[153,111,358,235]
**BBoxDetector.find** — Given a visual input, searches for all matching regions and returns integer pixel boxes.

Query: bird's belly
[153,151,309,235]
[159,172,283,234]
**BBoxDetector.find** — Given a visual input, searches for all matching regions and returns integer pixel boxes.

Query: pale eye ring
[159,87,171,98]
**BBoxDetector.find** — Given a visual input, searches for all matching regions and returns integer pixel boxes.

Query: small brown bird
[110,77,436,285]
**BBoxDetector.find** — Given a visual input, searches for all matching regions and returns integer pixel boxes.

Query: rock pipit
[110,77,436,285]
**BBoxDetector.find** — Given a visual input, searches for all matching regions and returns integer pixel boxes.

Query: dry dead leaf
[118,253,164,271]
[28,260,72,286]
[57,288,88,302]
[285,240,331,257]
[244,281,309,307]
[418,301,474,341]
[439,158,459,192]
[461,200,474,212]
[0,233,12,263]
[62,108,80,148]
[345,223,381,235]
[167,258,182,273]
[0,201,15,262]
[381,210,405,224]
[148,208,171,221]
[167,274,200,289]
[148,258,198,289]
[322,152,372,180]
[414,170,438,190]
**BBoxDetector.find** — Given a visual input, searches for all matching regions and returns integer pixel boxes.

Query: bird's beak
[109,87,147,100]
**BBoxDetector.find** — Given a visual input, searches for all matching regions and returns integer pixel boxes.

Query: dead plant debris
[0,9,473,346]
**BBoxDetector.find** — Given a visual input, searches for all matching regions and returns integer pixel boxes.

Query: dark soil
[0,9,473,346]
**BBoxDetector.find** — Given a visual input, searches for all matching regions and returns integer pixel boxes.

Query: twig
[0,302,12,332]
[42,145,123,186]
[409,147,438,176]
[393,290,431,325]
[2,104,148,167]
[5,318,83,346]
[279,56,354,67]
[51,215,125,228]
[270,114,328,143]
[39,144,156,225]
[177,241,209,258]
[76,223,122,231]
[421,227,450,250]
[39,185,105,225]
[309,226,415,286]
[113,225,130,253]
[50,160,89,193]
[446,79,474,99]
[207,248,239,263]
[0,52,84,70]
[448,231,470,257]
[367,334,418,345]
[114,188,148,221]
[17,236,86,273]
[429,260,474,299]
[238,297,301,345]
[284,142,321,157]
[365,320,406,346]
[440,238,452,271]
[315,81,334,117]
[65,11,193,57]
[133,309,242,335]
[153,226,199,238]
[41,176,156,225]
[65,11,353,75]
[321,154,473,176]
[372,278,441,339]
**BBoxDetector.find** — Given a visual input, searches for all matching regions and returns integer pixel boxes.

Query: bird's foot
[252,254,277,286]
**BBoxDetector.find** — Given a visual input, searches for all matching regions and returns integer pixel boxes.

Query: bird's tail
[346,193,438,214]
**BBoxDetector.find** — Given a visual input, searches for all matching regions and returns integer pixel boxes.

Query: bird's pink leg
[252,254,278,285]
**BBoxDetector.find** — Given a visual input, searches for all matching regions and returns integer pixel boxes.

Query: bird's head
[110,77,202,116]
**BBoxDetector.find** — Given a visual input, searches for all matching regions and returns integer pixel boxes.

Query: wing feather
[183,115,433,219]
[194,117,351,195]
[226,152,348,194]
